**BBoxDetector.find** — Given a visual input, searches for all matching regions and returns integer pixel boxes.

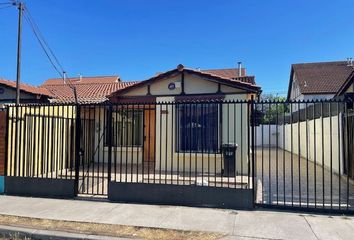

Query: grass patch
[0,214,222,240]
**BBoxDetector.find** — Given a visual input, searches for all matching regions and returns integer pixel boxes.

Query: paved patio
[255,148,354,210]
[74,163,251,196]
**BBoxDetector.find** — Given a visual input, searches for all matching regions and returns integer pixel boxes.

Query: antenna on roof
[347,57,353,67]
[78,73,82,81]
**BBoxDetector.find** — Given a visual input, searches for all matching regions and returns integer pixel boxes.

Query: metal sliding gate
[254,99,354,213]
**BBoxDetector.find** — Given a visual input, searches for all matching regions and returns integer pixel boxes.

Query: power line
[22,6,64,78]
[24,5,65,72]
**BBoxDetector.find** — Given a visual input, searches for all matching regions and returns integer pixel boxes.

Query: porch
[76,163,252,196]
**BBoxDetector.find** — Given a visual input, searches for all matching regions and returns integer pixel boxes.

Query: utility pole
[15,1,23,105]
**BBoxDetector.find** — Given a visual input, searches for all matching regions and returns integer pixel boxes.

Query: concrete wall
[257,114,343,174]
[255,125,279,147]
[278,115,343,174]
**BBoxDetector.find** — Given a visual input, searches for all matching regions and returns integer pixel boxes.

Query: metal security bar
[6,104,77,180]
[5,98,354,214]
[254,99,354,212]
[108,101,253,190]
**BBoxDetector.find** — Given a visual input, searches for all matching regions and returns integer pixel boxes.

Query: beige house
[97,64,262,176]
[6,64,261,183]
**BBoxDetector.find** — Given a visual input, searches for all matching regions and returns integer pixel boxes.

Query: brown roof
[288,61,354,98]
[43,81,138,103]
[202,68,255,85]
[42,76,120,86]
[108,64,261,99]
[0,78,52,97]
[202,68,246,78]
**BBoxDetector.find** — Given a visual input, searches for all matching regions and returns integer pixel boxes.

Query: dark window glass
[177,103,219,153]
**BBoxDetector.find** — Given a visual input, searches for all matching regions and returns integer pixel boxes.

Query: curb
[0,225,133,240]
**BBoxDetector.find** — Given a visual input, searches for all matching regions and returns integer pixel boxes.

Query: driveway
[255,148,354,210]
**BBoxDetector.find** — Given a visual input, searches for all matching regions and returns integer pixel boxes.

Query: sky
[1,0,354,95]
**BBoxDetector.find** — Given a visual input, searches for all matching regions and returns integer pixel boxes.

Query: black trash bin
[222,144,238,177]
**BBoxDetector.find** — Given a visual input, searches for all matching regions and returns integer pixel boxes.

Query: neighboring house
[42,75,138,103]
[335,70,354,98]
[0,78,51,107]
[287,60,354,103]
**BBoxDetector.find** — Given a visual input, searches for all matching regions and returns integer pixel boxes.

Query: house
[5,64,261,197]
[287,59,354,103]
[38,64,260,178]
[41,75,138,103]
[335,69,354,99]
[99,64,261,175]
[0,78,51,106]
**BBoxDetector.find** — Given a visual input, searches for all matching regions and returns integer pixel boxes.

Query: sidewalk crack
[232,212,237,236]
[230,234,285,240]
[303,216,319,240]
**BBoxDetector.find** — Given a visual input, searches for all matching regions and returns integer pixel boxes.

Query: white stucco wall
[256,114,343,174]
[155,94,249,175]
[96,73,253,177]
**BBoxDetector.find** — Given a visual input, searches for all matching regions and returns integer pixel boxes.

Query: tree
[259,94,288,124]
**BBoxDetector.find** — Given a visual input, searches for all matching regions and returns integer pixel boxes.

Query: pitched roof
[335,71,354,96]
[202,68,246,79]
[42,76,138,103]
[108,64,260,98]
[0,78,52,97]
[288,61,354,98]
[42,75,120,86]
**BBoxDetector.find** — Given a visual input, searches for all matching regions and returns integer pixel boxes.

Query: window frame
[105,109,143,147]
[175,103,220,154]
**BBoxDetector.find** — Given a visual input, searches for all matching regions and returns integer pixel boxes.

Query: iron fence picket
[4,99,354,213]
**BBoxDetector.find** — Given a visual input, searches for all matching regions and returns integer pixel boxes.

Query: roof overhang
[108,65,261,100]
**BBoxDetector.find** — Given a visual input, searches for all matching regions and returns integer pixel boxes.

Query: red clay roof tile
[43,81,138,103]
[42,76,120,86]
[0,78,52,97]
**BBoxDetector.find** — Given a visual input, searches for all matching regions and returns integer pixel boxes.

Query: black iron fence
[6,104,77,179]
[4,98,354,213]
[6,101,254,196]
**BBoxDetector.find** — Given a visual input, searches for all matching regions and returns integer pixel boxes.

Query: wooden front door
[143,108,156,163]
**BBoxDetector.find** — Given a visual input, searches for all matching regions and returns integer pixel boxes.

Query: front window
[177,103,219,153]
[107,109,143,147]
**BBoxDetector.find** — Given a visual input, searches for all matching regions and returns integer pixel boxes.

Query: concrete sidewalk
[0,195,353,240]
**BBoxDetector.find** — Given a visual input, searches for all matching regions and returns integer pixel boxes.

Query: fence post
[250,95,256,207]
[107,104,113,182]
[74,104,81,195]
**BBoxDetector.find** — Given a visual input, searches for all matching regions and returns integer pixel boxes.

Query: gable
[120,72,248,97]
